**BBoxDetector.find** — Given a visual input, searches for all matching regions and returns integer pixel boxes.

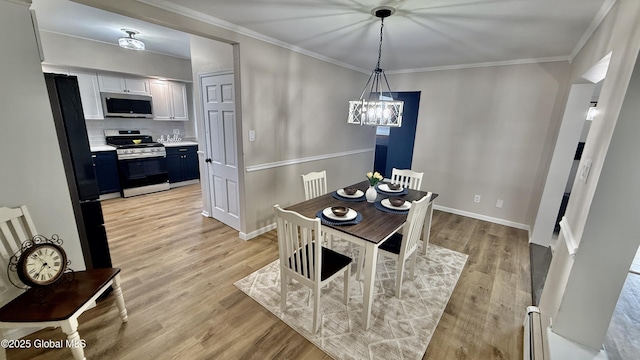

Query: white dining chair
[377,193,432,298]
[301,170,328,200]
[391,168,424,191]
[274,204,352,333]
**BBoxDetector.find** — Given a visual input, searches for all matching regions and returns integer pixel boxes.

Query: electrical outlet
[474,195,481,203]
[249,130,256,142]
[173,129,180,135]
[496,199,503,208]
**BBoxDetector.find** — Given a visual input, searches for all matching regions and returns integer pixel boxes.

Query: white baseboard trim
[169,179,199,189]
[239,223,276,241]
[245,148,374,173]
[239,206,530,240]
[434,204,531,232]
[201,210,210,217]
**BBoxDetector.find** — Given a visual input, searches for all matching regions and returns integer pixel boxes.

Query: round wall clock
[16,242,68,287]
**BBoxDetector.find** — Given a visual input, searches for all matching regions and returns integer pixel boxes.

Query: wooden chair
[0,206,127,360]
[391,168,424,191]
[301,170,328,200]
[274,204,351,333]
[378,193,432,298]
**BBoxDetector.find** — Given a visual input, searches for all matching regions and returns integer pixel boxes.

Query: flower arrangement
[366,171,384,187]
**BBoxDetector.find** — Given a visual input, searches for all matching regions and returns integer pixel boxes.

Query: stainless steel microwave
[101,92,153,118]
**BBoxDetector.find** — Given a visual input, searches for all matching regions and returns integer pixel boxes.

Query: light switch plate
[249,130,256,142]
[579,159,592,183]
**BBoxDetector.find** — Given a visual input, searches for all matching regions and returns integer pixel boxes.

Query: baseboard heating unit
[524,306,545,360]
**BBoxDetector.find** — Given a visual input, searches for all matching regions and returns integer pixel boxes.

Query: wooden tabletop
[286,181,437,245]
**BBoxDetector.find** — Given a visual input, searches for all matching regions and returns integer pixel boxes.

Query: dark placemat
[315,210,363,226]
[332,191,366,202]
[375,184,409,196]
[374,200,410,215]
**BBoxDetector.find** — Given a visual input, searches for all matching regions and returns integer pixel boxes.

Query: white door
[201,73,240,230]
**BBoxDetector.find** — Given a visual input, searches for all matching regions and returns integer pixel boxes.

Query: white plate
[322,207,357,221]
[337,189,364,198]
[381,198,411,211]
[379,183,403,192]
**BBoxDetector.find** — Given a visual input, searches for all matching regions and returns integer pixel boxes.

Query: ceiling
[32,0,611,73]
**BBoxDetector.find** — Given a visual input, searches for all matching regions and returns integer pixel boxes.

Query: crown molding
[137,0,597,75]
[386,56,571,74]
[569,0,617,62]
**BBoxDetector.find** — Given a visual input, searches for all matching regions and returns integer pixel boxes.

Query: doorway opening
[373,91,421,178]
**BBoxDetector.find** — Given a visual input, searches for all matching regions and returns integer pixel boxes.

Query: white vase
[365,186,377,203]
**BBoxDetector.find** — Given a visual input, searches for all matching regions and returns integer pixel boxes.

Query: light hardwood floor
[8,184,531,359]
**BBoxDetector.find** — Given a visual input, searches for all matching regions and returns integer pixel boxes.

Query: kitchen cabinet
[70,71,104,120]
[92,151,120,194]
[149,80,189,121]
[166,145,199,183]
[98,74,149,95]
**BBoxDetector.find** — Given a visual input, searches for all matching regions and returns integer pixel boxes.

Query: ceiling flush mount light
[118,29,145,51]
[348,6,403,127]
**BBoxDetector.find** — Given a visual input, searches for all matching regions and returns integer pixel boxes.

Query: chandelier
[347,6,403,127]
[119,29,145,51]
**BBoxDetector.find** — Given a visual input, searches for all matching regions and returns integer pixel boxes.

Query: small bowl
[343,187,358,195]
[331,206,349,217]
[388,183,401,190]
[389,198,405,207]
[132,139,142,144]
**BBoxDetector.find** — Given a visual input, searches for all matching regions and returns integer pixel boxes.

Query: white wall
[539,0,640,352]
[389,61,571,228]
[0,0,85,270]
[553,49,640,350]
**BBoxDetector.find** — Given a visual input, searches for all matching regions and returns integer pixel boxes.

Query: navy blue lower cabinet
[166,146,199,183]
[92,151,121,194]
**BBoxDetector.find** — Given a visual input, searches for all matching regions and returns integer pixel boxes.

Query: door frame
[197,66,246,234]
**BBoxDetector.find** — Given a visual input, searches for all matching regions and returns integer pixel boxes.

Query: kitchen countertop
[162,141,199,147]
[90,145,117,152]
[89,142,198,152]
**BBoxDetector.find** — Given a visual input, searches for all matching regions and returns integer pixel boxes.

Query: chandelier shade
[119,30,145,51]
[348,6,403,127]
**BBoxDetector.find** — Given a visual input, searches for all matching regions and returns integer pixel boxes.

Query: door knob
[205,158,212,163]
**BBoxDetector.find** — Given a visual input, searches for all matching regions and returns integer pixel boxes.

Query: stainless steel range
[105,130,170,197]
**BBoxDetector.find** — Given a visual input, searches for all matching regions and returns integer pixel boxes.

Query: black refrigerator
[44,73,113,270]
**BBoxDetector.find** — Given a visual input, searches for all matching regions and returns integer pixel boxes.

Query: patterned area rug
[234,243,467,359]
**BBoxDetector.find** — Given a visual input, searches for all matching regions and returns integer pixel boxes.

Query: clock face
[18,244,67,286]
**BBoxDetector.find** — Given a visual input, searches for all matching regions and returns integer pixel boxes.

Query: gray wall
[0,0,85,271]
[390,61,571,228]
[39,31,192,81]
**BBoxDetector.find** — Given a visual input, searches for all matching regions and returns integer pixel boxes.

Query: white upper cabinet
[70,71,103,120]
[98,74,149,95]
[169,82,188,121]
[149,80,188,121]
